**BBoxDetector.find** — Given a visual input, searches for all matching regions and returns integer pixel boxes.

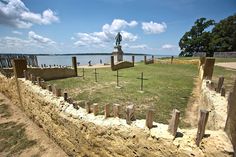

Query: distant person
[100,59,102,64]
[88,60,92,66]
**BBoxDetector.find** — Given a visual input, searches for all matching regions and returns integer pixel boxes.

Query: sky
[0,0,236,55]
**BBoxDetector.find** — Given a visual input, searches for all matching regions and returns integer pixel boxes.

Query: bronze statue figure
[115,32,122,46]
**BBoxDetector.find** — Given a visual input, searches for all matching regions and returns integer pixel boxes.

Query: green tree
[210,14,236,52]
[179,18,215,57]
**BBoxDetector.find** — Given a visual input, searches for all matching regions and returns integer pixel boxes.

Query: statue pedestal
[112,45,123,62]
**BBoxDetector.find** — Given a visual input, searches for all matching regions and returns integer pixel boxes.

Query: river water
[37,54,171,66]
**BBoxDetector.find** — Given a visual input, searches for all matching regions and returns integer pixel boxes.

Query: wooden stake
[47,85,52,92]
[85,101,91,113]
[168,109,180,137]
[63,92,68,101]
[221,87,226,97]
[55,88,62,97]
[36,77,41,87]
[126,105,135,125]
[93,103,99,116]
[216,76,224,93]
[196,109,209,146]
[113,104,121,118]
[146,109,154,129]
[104,104,110,118]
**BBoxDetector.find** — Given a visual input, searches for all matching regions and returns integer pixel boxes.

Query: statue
[115,32,122,46]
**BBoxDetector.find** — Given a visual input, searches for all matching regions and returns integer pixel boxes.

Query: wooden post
[216,76,224,93]
[171,56,174,64]
[113,104,121,118]
[144,56,147,64]
[221,87,226,97]
[104,104,110,118]
[82,68,85,79]
[126,105,135,125]
[73,102,79,110]
[63,92,68,101]
[146,109,154,129]
[168,109,180,137]
[36,77,41,87]
[55,88,62,97]
[196,109,209,146]
[47,85,52,92]
[116,70,119,87]
[94,68,98,82]
[132,56,135,66]
[85,101,91,113]
[93,103,99,116]
[203,58,215,80]
[67,97,73,104]
[152,55,154,63]
[72,56,78,76]
[111,56,114,68]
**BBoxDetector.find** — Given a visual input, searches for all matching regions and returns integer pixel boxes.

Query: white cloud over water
[161,44,177,50]
[73,19,138,47]
[28,31,56,45]
[0,31,58,53]
[0,0,59,28]
[142,21,167,34]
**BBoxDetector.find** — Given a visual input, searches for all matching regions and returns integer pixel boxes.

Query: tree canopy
[179,14,236,57]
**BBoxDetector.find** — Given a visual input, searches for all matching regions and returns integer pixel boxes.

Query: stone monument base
[112,45,123,62]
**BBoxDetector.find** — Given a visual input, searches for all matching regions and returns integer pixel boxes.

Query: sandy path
[0,93,68,157]
[215,62,236,69]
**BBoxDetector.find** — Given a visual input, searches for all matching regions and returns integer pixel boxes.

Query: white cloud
[123,43,148,49]
[0,0,59,28]
[161,44,177,50]
[28,31,56,45]
[142,21,167,34]
[12,30,22,35]
[73,19,138,47]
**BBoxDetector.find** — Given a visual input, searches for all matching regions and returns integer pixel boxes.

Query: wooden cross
[94,68,99,82]
[114,70,122,87]
[82,68,85,79]
[137,72,148,91]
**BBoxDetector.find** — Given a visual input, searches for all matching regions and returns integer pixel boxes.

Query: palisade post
[85,101,91,113]
[146,109,154,129]
[36,77,41,87]
[221,87,226,97]
[93,103,99,116]
[113,104,121,118]
[216,76,224,93]
[132,56,135,66]
[55,88,62,97]
[64,92,68,101]
[196,109,209,146]
[168,109,180,137]
[72,56,78,76]
[105,104,110,118]
[47,85,52,92]
[126,105,135,125]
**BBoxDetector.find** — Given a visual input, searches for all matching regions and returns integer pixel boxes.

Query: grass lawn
[212,66,236,92]
[48,62,198,126]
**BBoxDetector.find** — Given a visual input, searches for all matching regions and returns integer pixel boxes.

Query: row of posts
[23,69,209,147]
[206,76,226,97]
[40,64,67,68]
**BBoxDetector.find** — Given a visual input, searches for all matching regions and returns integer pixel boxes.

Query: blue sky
[0,0,235,55]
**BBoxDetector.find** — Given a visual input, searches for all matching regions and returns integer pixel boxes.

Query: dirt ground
[0,93,68,157]
[215,62,236,70]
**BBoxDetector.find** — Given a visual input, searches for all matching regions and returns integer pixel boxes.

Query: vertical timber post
[113,104,121,118]
[203,58,215,80]
[93,103,99,116]
[196,109,209,146]
[216,76,224,93]
[146,109,154,129]
[168,109,180,137]
[105,104,110,118]
[72,56,78,77]
[132,56,135,66]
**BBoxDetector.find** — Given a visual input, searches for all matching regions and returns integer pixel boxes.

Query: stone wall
[0,73,233,157]
[198,80,228,130]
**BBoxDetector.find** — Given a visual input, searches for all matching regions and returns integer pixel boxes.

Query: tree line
[179,13,236,57]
